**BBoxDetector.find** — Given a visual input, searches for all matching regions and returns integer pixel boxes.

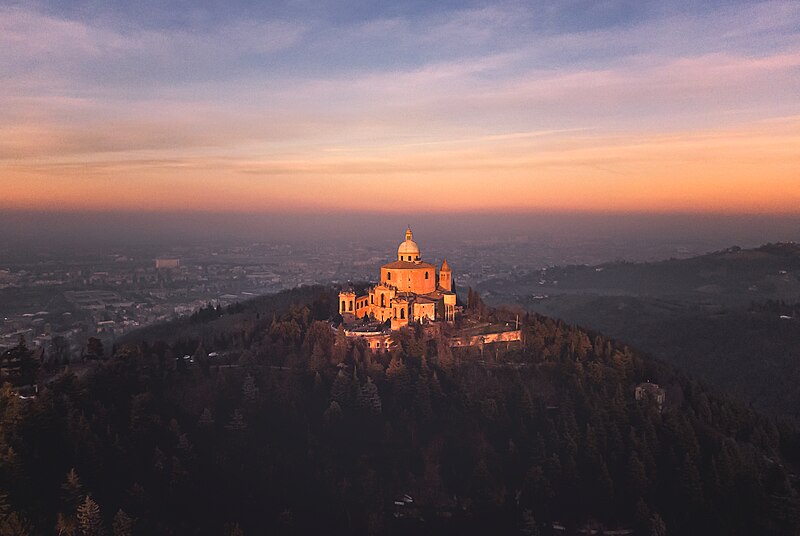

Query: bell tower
[439,259,451,292]
[338,288,356,324]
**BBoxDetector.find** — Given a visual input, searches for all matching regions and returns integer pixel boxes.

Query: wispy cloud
[0,1,798,213]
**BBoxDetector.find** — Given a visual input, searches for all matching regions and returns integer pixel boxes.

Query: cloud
[0,5,307,86]
[0,1,799,215]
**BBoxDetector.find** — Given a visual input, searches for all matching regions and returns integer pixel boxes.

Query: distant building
[338,227,456,330]
[63,290,124,310]
[155,258,180,269]
[635,382,666,411]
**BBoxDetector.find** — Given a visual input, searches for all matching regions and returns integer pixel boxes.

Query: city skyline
[2,0,799,214]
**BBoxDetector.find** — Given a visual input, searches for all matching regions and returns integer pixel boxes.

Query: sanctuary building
[339,227,456,330]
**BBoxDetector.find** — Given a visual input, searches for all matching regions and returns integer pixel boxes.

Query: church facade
[339,227,456,330]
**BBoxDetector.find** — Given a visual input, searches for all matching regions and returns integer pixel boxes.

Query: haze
[2,211,799,255]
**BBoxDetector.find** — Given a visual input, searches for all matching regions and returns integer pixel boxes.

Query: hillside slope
[479,243,800,421]
[0,289,798,535]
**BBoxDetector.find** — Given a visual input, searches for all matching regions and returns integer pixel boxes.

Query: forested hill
[478,242,800,422]
[512,242,800,305]
[1,288,799,535]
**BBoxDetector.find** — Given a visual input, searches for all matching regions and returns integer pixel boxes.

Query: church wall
[380,266,436,294]
[372,286,396,311]
[355,298,370,319]
[390,316,409,330]
[412,302,436,323]
[393,301,409,321]
[449,330,522,347]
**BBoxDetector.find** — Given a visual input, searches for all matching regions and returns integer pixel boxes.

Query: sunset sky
[2,0,799,214]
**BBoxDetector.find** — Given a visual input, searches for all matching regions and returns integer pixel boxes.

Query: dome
[397,227,421,262]
[397,239,420,256]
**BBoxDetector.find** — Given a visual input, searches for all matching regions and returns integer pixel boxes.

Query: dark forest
[1,287,798,535]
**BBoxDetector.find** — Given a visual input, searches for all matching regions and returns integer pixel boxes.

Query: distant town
[0,235,717,360]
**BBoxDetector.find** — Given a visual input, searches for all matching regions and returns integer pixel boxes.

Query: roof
[381,260,436,270]
[441,258,450,271]
[421,289,454,300]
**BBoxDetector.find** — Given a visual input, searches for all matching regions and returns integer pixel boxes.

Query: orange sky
[4,117,799,214]
[1,2,799,215]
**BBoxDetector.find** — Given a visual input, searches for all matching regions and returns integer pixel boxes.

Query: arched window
[349,300,353,311]
[400,308,405,319]
[370,295,374,304]
[381,294,385,307]
[387,271,391,280]
[425,271,429,279]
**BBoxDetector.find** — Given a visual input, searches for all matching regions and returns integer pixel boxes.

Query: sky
[1,0,799,216]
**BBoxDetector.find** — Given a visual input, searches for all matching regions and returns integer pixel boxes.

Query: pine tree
[56,512,77,536]
[1,512,34,536]
[386,356,410,399]
[153,447,167,472]
[436,340,454,370]
[313,371,324,393]
[520,509,540,536]
[626,451,650,498]
[323,401,343,426]
[170,456,188,489]
[198,408,214,427]
[303,320,334,356]
[429,370,444,404]
[0,491,9,521]
[309,342,327,373]
[62,468,84,511]
[223,522,244,536]
[111,510,133,536]
[358,377,382,415]
[177,433,192,454]
[330,370,351,408]
[0,335,38,386]
[241,374,259,406]
[333,326,348,365]
[225,409,247,432]
[413,365,432,419]
[650,513,667,536]
[76,495,104,536]
[633,499,652,535]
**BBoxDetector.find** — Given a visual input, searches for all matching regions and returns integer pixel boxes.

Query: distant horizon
[3,210,799,253]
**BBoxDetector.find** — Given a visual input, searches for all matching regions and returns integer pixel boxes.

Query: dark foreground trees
[0,289,798,535]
